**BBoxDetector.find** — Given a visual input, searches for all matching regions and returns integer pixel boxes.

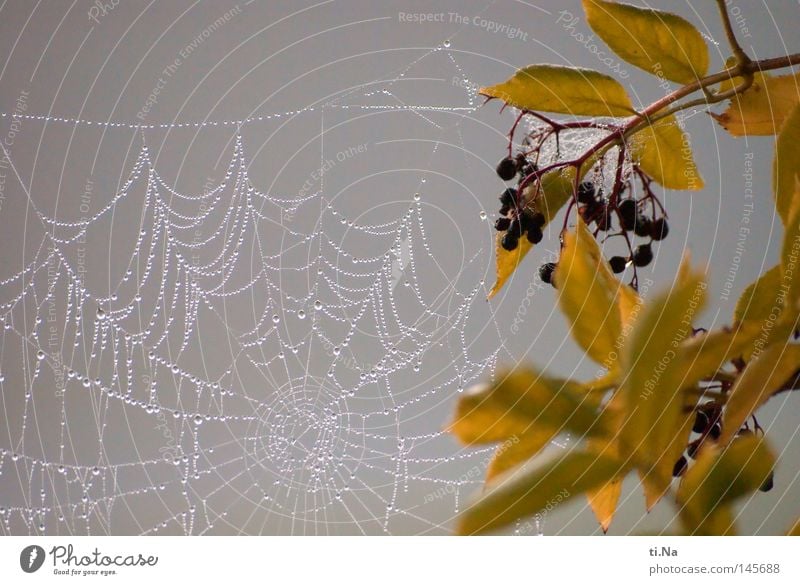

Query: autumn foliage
[450,0,800,535]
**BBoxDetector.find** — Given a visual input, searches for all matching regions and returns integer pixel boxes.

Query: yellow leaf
[681,322,760,383]
[788,517,800,536]
[773,104,800,224]
[721,343,800,444]
[713,72,800,136]
[733,265,783,325]
[486,429,554,482]
[480,64,635,117]
[585,385,627,530]
[488,168,574,299]
[677,435,774,535]
[587,478,622,533]
[457,448,627,534]
[582,0,708,85]
[620,264,707,466]
[555,219,623,366]
[638,409,694,510]
[781,177,800,312]
[618,282,642,329]
[448,368,606,445]
[488,233,533,300]
[630,115,703,190]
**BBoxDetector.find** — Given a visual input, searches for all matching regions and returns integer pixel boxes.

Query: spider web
[0,43,557,536]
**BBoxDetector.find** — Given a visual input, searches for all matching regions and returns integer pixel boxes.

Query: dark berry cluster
[494,157,546,252]
[671,402,774,491]
[574,181,669,275]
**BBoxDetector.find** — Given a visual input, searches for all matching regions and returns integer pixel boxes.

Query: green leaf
[721,343,800,444]
[457,448,627,534]
[480,64,635,117]
[630,115,704,190]
[620,262,707,466]
[774,104,800,225]
[677,435,775,535]
[448,367,606,445]
[713,72,800,136]
[554,219,623,367]
[582,0,708,85]
[488,167,574,299]
[734,265,783,325]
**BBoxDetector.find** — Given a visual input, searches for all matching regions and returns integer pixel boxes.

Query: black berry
[496,157,517,181]
[499,204,510,216]
[759,471,774,492]
[618,199,637,231]
[692,411,709,433]
[529,212,546,228]
[687,439,701,459]
[672,456,688,478]
[539,262,556,285]
[651,218,669,241]
[609,256,627,274]
[499,188,516,209]
[501,232,519,251]
[709,424,721,440]
[495,217,511,231]
[595,207,612,231]
[634,216,651,238]
[632,243,653,267]
[509,219,523,237]
[527,226,543,244]
[577,182,596,204]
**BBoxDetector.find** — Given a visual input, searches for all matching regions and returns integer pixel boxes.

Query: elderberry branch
[717,0,751,66]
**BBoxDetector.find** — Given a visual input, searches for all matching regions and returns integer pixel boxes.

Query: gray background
[0,0,798,535]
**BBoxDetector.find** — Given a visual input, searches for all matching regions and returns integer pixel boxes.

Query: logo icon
[20,545,46,573]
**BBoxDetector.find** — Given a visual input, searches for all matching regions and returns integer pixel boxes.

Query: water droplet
[443,39,451,48]
[92,466,100,476]
[298,310,306,320]
[314,300,322,310]
[413,193,421,201]
[96,308,105,320]
[194,415,203,425]
[36,350,45,360]
[272,315,280,324]
[479,211,487,220]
